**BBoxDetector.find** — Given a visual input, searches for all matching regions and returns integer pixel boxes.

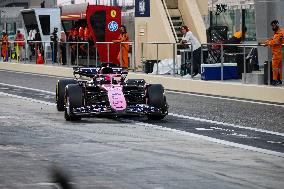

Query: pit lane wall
[1,62,284,104]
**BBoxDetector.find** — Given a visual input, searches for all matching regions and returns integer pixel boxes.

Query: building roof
[208,0,254,7]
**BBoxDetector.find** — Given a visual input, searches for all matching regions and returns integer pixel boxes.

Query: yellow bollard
[16,43,19,63]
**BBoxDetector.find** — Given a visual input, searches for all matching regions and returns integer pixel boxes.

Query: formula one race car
[56,65,168,121]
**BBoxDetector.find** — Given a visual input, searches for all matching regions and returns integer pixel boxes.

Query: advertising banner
[135,0,150,17]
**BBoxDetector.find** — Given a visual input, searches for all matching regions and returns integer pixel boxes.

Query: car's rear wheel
[56,79,77,111]
[64,84,83,121]
[147,84,168,120]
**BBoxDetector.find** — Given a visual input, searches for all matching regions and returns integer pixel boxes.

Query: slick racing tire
[56,79,77,111]
[64,84,83,121]
[147,84,168,120]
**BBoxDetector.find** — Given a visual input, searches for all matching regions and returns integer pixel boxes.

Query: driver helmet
[105,74,111,82]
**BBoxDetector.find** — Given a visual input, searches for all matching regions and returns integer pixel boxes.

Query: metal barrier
[0,40,63,64]
[1,40,135,69]
[63,41,89,66]
[141,42,178,75]
[201,43,272,84]
[95,41,135,70]
[178,45,195,78]
[140,42,280,86]
[0,40,28,64]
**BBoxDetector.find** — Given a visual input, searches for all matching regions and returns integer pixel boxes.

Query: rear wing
[73,67,128,77]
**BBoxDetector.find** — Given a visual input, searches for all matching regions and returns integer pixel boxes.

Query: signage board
[135,0,150,17]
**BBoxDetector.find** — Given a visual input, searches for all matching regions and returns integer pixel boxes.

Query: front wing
[71,104,167,117]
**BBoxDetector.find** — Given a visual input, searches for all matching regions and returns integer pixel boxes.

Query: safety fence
[1,40,61,64]
[141,42,278,86]
[0,40,135,68]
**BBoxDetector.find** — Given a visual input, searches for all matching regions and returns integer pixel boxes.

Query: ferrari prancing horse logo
[111,10,117,18]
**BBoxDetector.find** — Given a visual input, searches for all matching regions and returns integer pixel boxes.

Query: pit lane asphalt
[1,95,284,189]
[0,69,283,153]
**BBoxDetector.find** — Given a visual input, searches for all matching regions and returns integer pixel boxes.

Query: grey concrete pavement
[0,95,284,189]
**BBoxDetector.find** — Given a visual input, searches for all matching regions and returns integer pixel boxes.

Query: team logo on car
[108,21,118,32]
[111,10,117,18]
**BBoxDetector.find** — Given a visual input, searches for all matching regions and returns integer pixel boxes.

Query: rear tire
[147,84,168,120]
[64,84,83,121]
[56,79,77,111]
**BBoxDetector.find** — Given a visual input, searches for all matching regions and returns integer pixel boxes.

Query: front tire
[56,79,77,111]
[64,84,83,121]
[147,84,168,120]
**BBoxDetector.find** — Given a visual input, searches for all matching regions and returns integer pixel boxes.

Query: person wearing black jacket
[50,28,58,63]
[224,27,247,78]
[35,29,43,55]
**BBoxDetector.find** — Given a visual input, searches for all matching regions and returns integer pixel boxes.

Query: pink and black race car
[56,65,168,121]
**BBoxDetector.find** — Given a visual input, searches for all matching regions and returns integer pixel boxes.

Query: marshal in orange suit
[263,20,283,85]
[1,31,9,62]
[113,25,129,68]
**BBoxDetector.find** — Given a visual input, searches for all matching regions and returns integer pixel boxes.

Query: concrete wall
[165,0,178,9]
[196,0,208,16]
[178,0,207,43]
[0,7,24,32]
[135,0,176,69]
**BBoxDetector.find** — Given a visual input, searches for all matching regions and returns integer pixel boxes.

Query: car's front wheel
[56,79,77,111]
[146,84,168,120]
[64,84,83,121]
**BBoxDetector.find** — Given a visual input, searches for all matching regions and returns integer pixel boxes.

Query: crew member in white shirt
[180,25,201,77]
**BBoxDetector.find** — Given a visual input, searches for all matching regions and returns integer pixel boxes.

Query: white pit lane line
[168,113,284,137]
[0,92,55,106]
[0,68,71,79]
[167,90,284,108]
[0,82,55,95]
[1,91,283,157]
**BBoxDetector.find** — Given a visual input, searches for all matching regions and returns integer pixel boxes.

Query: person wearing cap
[1,31,9,62]
[224,26,247,78]
[233,26,247,41]
[261,20,283,85]
[14,30,25,61]
[225,26,247,53]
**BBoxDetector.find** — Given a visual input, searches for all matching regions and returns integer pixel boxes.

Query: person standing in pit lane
[180,25,201,77]
[1,31,9,62]
[113,25,129,69]
[14,30,25,61]
[261,20,283,86]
